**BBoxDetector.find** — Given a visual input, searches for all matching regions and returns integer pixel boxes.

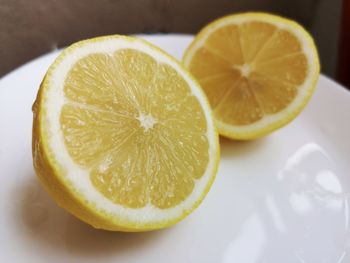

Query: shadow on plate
[219,136,269,158]
[17,173,165,258]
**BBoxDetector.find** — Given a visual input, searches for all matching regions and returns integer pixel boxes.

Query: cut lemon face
[32,35,219,231]
[183,12,320,140]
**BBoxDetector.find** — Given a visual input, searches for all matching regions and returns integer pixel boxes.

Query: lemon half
[32,35,219,231]
[183,12,320,140]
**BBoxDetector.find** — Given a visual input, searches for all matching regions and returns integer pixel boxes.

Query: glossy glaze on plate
[0,35,349,263]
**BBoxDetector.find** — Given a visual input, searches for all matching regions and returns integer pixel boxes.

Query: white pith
[41,37,218,225]
[137,113,157,132]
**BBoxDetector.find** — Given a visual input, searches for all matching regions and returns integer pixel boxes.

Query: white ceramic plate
[0,35,349,263]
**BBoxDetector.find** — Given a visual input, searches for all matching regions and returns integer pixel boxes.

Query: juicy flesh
[189,22,308,125]
[60,49,209,209]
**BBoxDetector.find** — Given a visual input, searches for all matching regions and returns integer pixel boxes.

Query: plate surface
[0,35,349,263]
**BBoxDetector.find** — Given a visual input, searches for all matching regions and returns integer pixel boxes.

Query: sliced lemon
[183,12,320,140]
[32,35,219,231]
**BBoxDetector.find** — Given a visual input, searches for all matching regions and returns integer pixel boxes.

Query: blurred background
[0,0,348,87]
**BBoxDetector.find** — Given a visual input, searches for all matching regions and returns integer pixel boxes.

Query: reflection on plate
[0,35,349,263]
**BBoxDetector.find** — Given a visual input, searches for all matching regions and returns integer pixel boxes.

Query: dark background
[0,0,348,86]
